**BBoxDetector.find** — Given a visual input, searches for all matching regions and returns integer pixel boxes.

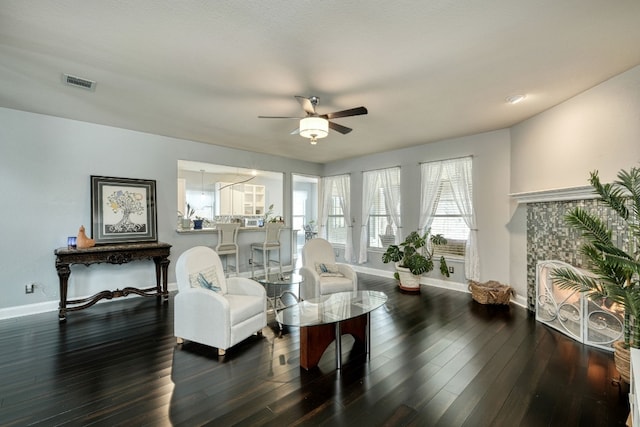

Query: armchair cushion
[318,276,355,294]
[315,262,344,277]
[188,266,225,294]
[225,294,265,325]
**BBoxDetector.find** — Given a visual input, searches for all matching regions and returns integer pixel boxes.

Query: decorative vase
[181,218,191,229]
[193,219,204,230]
[613,340,631,383]
[395,263,421,293]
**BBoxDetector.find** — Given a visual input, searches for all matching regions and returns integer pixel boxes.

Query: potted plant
[178,203,196,229]
[263,204,275,224]
[193,216,205,230]
[551,166,640,383]
[382,230,450,292]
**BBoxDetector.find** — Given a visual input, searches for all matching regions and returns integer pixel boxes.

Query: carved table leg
[55,261,71,322]
[154,256,170,302]
[160,257,170,302]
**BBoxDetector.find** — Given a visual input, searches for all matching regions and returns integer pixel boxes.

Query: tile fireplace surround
[525,196,628,312]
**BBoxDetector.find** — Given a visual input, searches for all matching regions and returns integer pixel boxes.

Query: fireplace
[521,191,628,310]
[536,260,623,351]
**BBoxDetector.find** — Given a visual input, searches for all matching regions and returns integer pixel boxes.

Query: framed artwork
[91,176,157,244]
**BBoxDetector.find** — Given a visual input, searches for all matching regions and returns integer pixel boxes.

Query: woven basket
[468,280,513,305]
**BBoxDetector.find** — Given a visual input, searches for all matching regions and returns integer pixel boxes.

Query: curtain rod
[361,165,401,173]
[322,172,351,178]
[418,154,473,165]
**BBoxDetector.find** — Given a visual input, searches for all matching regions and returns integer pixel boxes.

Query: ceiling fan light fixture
[299,117,328,141]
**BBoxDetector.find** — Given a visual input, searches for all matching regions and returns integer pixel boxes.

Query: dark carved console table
[54,242,171,321]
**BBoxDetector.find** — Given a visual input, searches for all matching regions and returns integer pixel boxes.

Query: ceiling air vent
[62,74,96,91]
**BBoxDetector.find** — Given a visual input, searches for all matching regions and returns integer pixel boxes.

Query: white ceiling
[1,1,640,163]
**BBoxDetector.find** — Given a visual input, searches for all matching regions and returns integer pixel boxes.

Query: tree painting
[105,189,147,233]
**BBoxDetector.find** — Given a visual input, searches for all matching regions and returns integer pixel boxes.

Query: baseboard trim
[0,282,180,320]
[352,265,527,309]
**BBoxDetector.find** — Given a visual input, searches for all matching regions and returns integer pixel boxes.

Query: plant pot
[181,218,191,229]
[193,219,204,230]
[613,340,631,383]
[395,264,421,293]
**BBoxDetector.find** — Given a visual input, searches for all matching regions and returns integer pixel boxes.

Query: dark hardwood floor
[0,274,630,426]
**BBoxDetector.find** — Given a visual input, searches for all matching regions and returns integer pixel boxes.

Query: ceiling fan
[258,96,368,144]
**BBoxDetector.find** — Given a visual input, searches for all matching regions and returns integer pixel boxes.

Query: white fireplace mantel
[509,185,596,203]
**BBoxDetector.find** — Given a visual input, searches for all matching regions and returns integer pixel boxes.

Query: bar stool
[215,223,240,276]
[250,222,283,279]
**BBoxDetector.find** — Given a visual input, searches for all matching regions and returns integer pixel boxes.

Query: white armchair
[299,238,358,300]
[174,246,267,356]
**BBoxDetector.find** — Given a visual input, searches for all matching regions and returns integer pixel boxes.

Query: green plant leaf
[382,245,403,263]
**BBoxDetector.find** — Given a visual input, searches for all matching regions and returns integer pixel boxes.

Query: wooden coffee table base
[299,313,369,370]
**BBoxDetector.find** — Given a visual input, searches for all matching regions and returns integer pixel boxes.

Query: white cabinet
[243,184,265,215]
[218,183,265,216]
[536,260,623,351]
[218,183,243,215]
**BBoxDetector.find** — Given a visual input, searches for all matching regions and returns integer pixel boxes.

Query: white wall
[511,65,640,194]
[0,108,321,313]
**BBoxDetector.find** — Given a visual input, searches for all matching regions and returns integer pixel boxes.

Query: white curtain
[319,175,353,262]
[418,161,443,233]
[358,167,401,264]
[358,172,379,263]
[444,157,479,281]
[334,175,354,262]
[318,178,332,238]
[381,168,402,243]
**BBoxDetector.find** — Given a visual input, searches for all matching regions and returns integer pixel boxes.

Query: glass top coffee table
[276,290,387,370]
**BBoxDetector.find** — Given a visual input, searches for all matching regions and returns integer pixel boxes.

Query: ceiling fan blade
[258,115,303,119]
[329,121,352,134]
[322,106,368,120]
[290,127,300,135]
[295,95,316,115]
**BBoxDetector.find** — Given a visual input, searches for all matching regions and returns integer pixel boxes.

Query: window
[292,190,307,233]
[369,187,394,248]
[327,195,347,244]
[292,174,319,250]
[420,156,478,280]
[420,158,472,258]
[362,168,400,249]
[321,174,350,247]
[430,173,470,257]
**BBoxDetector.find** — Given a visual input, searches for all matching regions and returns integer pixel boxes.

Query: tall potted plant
[382,230,449,292]
[551,166,640,383]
